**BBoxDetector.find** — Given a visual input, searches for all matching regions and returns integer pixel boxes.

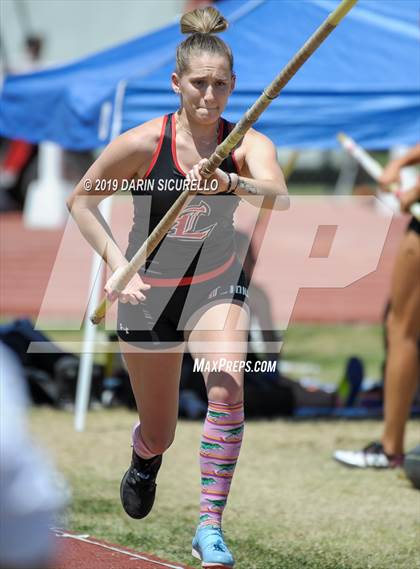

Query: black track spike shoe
[120,450,162,519]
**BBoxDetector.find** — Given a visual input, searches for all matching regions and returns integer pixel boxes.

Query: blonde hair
[176,7,233,76]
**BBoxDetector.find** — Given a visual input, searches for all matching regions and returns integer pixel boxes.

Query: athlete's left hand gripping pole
[90,0,358,325]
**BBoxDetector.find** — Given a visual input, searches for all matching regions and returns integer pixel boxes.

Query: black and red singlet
[126,113,241,283]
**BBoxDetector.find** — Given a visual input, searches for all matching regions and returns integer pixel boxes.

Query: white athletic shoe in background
[333,442,404,469]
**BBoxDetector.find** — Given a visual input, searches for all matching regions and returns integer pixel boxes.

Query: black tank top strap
[221,117,230,141]
[161,112,173,154]
[146,113,178,178]
[142,114,172,179]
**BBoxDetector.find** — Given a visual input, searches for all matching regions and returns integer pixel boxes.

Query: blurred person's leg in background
[382,225,420,456]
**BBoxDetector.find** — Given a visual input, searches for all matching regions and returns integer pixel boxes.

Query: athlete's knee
[142,433,175,456]
[207,382,243,406]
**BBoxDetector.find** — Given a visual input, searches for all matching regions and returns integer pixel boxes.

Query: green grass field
[31,408,419,569]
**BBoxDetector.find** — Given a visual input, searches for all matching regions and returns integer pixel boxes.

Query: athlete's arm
[67,124,156,272]
[232,130,289,210]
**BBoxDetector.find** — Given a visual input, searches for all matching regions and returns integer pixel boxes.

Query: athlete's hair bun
[180,7,228,35]
[176,7,233,75]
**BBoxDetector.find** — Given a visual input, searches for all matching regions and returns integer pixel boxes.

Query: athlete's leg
[382,230,420,456]
[122,345,184,456]
[187,303,249,566]
[188,302,249,399]
[119,343,184,519]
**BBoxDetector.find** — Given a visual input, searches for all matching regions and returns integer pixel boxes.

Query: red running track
[52,529,195,569]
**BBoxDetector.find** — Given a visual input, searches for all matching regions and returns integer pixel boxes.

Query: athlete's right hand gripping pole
[90,0,358,325]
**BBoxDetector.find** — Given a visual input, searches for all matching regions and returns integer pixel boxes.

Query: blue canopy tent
[1,0,419,150]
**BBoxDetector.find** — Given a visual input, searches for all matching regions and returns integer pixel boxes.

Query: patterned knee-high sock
[199,400,244,528]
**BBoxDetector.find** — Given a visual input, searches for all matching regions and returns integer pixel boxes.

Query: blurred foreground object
[0,344,69,569]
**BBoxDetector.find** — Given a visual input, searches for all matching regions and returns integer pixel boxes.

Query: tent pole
[74,215,110,432]
[74,80,126,432]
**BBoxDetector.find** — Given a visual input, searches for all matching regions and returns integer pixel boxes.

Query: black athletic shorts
[117,258,249,349]
[407,215,420,236]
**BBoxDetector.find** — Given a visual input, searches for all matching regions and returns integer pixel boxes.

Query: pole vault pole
[90,0,358,325]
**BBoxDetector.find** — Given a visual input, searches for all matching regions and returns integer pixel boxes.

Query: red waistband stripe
[141,253,235,287]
